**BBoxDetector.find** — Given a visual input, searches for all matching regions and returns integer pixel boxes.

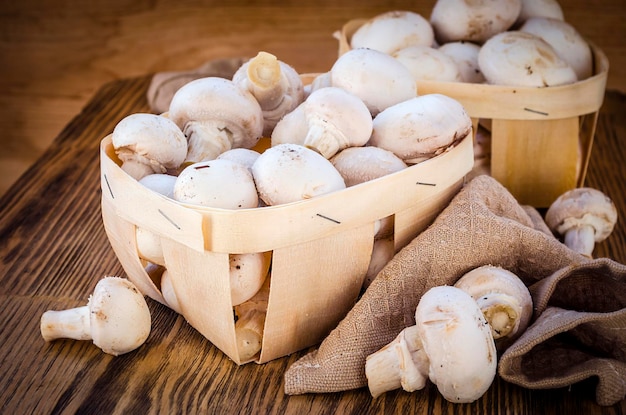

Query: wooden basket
[337,18,609,207]
[100,130,474,364]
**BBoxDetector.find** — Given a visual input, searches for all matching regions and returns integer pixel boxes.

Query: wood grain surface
[0,74,624,414]
[1,0,625,197]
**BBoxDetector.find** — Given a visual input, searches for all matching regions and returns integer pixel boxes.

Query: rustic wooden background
[0,0,624,198]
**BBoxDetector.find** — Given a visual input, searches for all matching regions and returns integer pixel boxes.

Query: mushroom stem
[563,224,595,257]
[303,119,348,159]
[365,325,429,398]
[184,120,234,162]
[245,51,285,109]
[41,307,91,342]
[475,294,520,339]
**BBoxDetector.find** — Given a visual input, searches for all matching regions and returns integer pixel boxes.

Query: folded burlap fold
[146,57,247,114]
[284,175,625,406]
[499,259,626,406]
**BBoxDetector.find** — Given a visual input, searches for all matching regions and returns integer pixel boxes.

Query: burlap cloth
[283,175,626,406]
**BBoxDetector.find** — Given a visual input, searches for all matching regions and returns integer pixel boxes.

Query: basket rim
[337,18,609,120]
[100,132,473,253]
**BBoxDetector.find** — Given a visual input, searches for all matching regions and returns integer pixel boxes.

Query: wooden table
[0,75,625,414]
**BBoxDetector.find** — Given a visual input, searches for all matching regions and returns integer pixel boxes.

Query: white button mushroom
[216,148,261,175]
[232,51,305,136]
[111,113,188,180]
[350,10,435,54]
[173,158,259,209]
[135,173,178,266]
[330,48,417,116]
[365,285,497,403]
[270,86,373,159]
[40,276,151,356]
[251,143,346,206]
[478,31,578,87]
[438,41,486,83]
[430,0,522,44]
[392,45,463,82]
[515,0,564,26]
[330,146,407,188]
[168,77,264,163]
[234,278,270,362]
[454,265,533,345]
[368,94,472,164]
[229,252,271,306]
[545,187,618,257]
[520,17,593,80]
[363,236,395,290]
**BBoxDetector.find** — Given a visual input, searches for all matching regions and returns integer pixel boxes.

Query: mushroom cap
[216,148,261,173]
[350,10,435,54]
[272,86,373,159]
[416,285,497,403]
[168,77,264,162]
[520,17,593,80]
[229,253,271,306]
[438,41,485,83]
[393,45,463,82]
[138,173,177,199]
[369,94,472,163]
[112,113,188,179]
[330,48,417,116]
[478,31,578,87]
[545,187,618,242]
[88,277,151,356]
[173,159,259,209]
[330,146,407,187]
[430,0,522,44]
[251,143,346,205]
[515,0,564,26]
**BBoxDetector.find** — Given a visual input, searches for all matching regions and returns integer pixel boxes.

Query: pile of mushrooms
[345,0,594,175]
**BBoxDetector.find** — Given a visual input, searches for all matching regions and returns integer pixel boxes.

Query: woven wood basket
[337,18,609,207]
[100,129,473,364]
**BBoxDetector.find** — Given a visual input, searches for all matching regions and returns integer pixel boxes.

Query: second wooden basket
[100,130,473,364]
[337,18,609,207]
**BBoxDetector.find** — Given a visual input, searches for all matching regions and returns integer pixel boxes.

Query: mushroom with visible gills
[40,276,151,356]
[454,265,533,347]
[271,86,373,159]
[544,187,618,257]
[232,51,305,136]
[168,77,264,163]
[111,113,188,180]
[365,285,497,402]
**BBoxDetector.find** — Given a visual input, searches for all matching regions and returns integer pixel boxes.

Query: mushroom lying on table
[365,285,497,403]
[545,187,618,257]
[40,276,151,356]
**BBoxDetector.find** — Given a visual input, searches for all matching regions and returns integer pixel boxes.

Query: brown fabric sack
[284,175,625,406]
[146,57,247,114]
[499,258,626,406]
